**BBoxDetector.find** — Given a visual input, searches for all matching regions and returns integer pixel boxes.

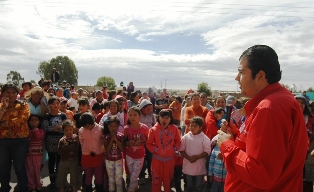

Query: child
[179,116,211,192]
[73,98,90,132]
[92,102,101,118]
[210,108,228,192]
[42,96,67,190]
[103,116,125,192]
[20,82,32,100]
[96,101,109,124]
[214,107,236,129]
[57,120,80,192]
[67,92,79,112]
[100,100,124,133]
[214,107,226,128]
[146,109,181,192]
[59,97,74,121]
[26,114,45,192]
[138,99,156,184]
[138,92,150,103]
[116,95,128,126]
[78,112,104,192]
[124,106,148,192]
[208,143,227,192]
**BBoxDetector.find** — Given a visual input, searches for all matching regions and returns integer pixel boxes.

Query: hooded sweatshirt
[139,99,156,129]
[146,122,181,161]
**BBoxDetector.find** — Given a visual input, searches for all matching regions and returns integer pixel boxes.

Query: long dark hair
[27,114,42,129]
[126,106,141,125]
[157,109,174,125]
[103,115,120,135]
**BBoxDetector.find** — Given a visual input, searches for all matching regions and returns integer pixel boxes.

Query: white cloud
[0,0,313,91]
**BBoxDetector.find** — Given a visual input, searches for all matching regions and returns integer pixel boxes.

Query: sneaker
[138,178,146,185]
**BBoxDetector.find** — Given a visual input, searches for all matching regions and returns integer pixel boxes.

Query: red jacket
[146,123,181,161]
[220,83,308,191]
[204,110,217,140]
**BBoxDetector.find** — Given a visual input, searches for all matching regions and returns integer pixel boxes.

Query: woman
[204,96,226,140]
[169,96,182,127]
[25,86,47,116]
[184,93,209,133]
[0,83,30,192]
[295,95,314,192]
[127,91,139,109]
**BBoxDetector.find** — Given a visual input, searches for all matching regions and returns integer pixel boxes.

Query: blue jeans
[210,180,225,192]
[0,138,29,192]
[186,175,203,192]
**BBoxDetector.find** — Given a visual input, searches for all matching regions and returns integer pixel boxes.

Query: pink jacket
[79,123,104,155]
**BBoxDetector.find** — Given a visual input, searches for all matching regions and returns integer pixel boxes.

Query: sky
[0,0,313,91]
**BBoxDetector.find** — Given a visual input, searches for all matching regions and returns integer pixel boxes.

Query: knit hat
[138,99,152,110]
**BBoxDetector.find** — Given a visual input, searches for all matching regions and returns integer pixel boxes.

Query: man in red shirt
[217,45,308,191]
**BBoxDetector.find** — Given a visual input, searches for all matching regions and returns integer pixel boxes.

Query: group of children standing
[25,92,229,192]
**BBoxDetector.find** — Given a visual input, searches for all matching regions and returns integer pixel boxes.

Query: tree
[197,82,212,97]
[6,71,24,86]
[96,76,116,90]
[30,80,36,85]
[37,56,78,85]
[281,84,291,92]
[307,87,314,92]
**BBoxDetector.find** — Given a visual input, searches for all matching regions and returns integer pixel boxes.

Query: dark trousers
[0,138,29,192]
[186,175,203,192]
[47,152,61,183]
[139,148,152,178]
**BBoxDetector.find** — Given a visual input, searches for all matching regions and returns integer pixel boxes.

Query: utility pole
[165,79,167,89]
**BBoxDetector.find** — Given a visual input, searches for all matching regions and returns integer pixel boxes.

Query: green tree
[307,87,314,92]
[30,80,36,85]
[197,82,212,97]
[281,84,291,91]
[37,56,78,85]
[6,71,24,86]
[96,76,116,90]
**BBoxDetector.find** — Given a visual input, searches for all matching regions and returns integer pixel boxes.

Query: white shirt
[67,98,78,111]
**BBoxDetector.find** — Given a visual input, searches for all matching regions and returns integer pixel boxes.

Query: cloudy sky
[0,0,313,91]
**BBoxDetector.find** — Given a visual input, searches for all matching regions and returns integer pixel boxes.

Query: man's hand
[217,130,233,148]
[220,119,238,135]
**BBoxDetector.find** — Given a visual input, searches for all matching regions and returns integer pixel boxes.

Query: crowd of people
[0,45,314,192]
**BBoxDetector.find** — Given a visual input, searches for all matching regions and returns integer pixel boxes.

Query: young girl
[146,109,181,192]
[179,116,211,192]
[78,112,104,192]
[42,96,67,190]
[103,116,125,192]
[96,101,109,124]
[26,114,45,192]
[124,106,148,192]
[100,99,124,133]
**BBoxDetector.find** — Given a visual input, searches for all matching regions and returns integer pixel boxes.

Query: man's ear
[256,70,266,81]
